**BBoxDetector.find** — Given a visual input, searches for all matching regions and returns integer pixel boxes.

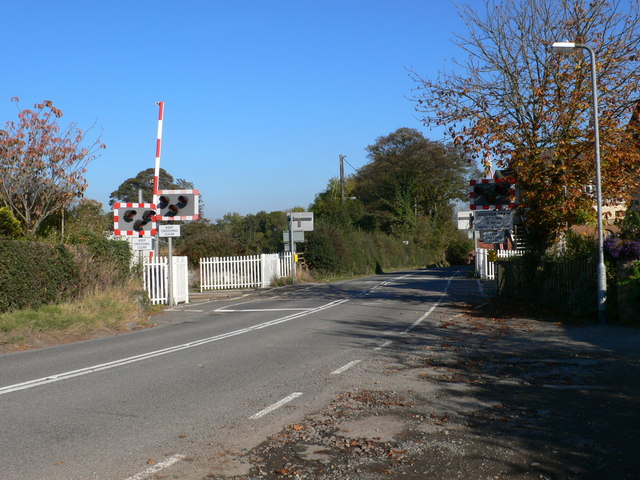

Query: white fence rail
[142,256,189,305]
[475,248,525,281]
[200,252,292,291]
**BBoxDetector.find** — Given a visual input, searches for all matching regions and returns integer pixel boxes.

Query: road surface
[0,267,483,479]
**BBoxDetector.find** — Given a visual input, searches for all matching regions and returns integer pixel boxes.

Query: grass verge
[0,279,159,353]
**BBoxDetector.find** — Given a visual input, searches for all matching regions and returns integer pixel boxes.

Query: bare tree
[411,0,640,241]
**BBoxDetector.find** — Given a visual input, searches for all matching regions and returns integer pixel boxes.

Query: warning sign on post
[159,224,181,237]
[481,231,506,244]
[288,212,314,231]
[473,211,514,231]
[131,237,153,251]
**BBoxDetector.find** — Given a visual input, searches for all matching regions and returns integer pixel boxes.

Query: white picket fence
[475,248,525,281]
[143,256,189,305]
[200,252,293,291]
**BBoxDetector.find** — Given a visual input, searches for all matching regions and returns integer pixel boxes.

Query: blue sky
[0,1,477,221]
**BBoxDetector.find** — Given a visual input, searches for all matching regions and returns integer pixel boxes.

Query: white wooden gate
[200,252,292,291]
[475,249,524,281]
[143,256,189,305]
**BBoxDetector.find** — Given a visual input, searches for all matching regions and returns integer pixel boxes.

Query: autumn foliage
[0,98,105,236]
[412,0,640,245]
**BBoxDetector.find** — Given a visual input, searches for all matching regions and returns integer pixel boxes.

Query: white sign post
[158,224,181,306]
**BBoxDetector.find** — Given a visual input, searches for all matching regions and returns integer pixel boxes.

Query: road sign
[457,211,473,230]
[474,211,514,231]
[283,230,305,243]
[288,212,314,231]
[481,230,506,243]
[113,203,157,236]
[155,189,199,221]
[131,237,153,251]
[159,224,181,237]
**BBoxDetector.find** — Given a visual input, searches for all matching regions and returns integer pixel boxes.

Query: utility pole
[339,154,346,202]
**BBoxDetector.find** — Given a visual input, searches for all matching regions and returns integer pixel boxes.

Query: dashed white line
[125,454,185,480]
[331,360,361,375]
[250,392,303,419]
[374,340,392,351]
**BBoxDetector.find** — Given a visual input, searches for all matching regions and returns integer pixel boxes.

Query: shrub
[0,240,82,313]
[0,235,132,314]
[303,221,427,276]
[67,232,132,292]
[446,232,473,265]
[0,207,22,238]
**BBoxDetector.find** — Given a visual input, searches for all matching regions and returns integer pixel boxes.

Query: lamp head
[552,41,576,53]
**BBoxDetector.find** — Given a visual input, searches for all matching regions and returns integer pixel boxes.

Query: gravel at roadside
[198,297,640,480]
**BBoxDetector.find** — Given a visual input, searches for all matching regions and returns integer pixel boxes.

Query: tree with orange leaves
[0,98,105,237]
[411,0,640,247]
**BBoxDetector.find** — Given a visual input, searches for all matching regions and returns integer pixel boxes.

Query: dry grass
[0,279,157,353]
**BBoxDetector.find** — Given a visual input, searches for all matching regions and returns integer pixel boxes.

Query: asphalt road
[0,267,484,480]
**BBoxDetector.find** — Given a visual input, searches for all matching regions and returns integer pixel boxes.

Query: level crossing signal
[154,189,199,221]
[113,203,157,236]
[469,179,516,210]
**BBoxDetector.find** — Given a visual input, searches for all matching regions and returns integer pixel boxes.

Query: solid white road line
[250,392,303,419]
[215,308,313,313]
[399,274,457,335]
[331,360,361,375]
[125,454,186,480]
[0,299,348,396]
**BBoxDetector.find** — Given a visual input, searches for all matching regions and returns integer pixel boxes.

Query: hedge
[0,237,132,314]
[302,224,431,276]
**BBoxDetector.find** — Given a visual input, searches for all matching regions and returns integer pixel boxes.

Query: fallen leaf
[147,459,154,465]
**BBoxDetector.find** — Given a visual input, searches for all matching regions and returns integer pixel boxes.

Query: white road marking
[250,392,303,419]
[125,454,185,480]
[399,274,456,335]
[374,341,392,351]
[215,308,313,313]
[331,360,361,375]
[0,299,348,396]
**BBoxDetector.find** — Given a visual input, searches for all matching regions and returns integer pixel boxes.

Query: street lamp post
[552,41,607,323]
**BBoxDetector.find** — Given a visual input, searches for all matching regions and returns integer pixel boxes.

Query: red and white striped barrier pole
[153,101,164,200]
[153,101,164,261]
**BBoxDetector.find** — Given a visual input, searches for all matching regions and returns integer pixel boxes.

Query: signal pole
[339,154,346,202]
